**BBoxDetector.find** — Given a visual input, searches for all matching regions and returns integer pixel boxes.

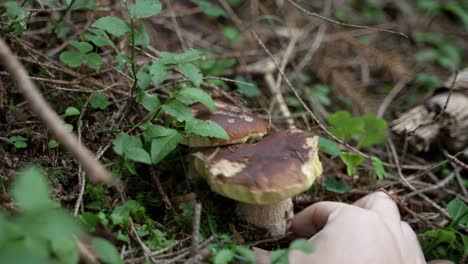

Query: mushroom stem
[236,199,294,237]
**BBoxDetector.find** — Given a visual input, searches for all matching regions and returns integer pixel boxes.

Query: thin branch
[286,0,408,38]
[0,37,114,184]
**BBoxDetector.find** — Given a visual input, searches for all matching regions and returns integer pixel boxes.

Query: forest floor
[0,0,467,263]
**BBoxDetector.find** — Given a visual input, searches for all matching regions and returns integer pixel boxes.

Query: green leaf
[232,245,255,263]
[135,22,150,49]
[51,237,79,264]
[10,136,27,149]
[84,53,103,70]
[125,147,151,164]
[340,152,364,176]
[318,137,342,156]
[415,48,438,62]
[159,49,203,65]
[235,76,260,98]
[144,125,177,138]
[90,93,110,110]
[192,0,226,17]
[371,156,387,180]
[92,16,129,37]
[92,238,123,264]
[63,107,81,118]
[420,229,457,248]
[447,198,468,226]
[149,61,169,85]
[176,88,216,111]
[222,26,243,42]
[358,114,387,147]
[60,51,84,68]
[161,99,193,122]
[53,21,69,39]
[136,70,152,89]
[327,111,364,141]
[213,249,234,264]
[68,40,93,54]
[311,84,331,106]
[178,63,203,87]
[116,53,130,71]
[48,139,60,149]
[129,0,162,18]
[289,238,314,254]
[13,167,55,211]
[84,28,114,47]
[112,133,143,156]
[270,249,288,264]
[324,178,349,194]
[66,0,96,10]
[185,119,229,139]
[137,90,160,112]
[151,131,184,164]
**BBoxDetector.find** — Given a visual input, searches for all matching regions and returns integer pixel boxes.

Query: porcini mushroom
[191,129,323,236]
[181,100,268,147]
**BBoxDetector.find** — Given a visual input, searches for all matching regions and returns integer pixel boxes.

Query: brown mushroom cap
[180,100,268,147]
[192,129,323,204]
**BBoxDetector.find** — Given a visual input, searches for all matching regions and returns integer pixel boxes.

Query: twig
[0,37,114,184]
[75,237,99,264]
[380,189,440,229]
[377,77,411,118]
[446,153,468,171]
[74,96,91,216]
[191,203,202,257]
[433,71,459,122]
[286,0,408,38]
[164,0,188,51]
[402,168,459,200]
[150,167,175,212]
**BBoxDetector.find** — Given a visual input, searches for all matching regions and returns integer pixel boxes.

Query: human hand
[254,192,428,264]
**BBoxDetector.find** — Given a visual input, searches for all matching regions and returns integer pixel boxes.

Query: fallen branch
[0,37,114,184]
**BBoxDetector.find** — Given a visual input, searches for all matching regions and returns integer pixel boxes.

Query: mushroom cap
[192,129,323,204]
[180,100,268,147]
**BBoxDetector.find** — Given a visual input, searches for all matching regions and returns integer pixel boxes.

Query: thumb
[289,202,346,238]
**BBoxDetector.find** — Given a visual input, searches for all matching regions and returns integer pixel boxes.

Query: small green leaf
[84,28,114,47]
[90,93,110,110]
[112,133,143,156]
[270,249,288,264]
[116,53,130,71]
[178,63,203,87]
[84,53,103,70]
[185,119,229,139]
[92,238,123,264]
[13,167,55,211]
[60,51,84,68]
[13,141,27,149]
[161,99,193,122]
[144,125,176,138]
[358,114,387,148]
[192,0,226,17]
[327,111,364,141]
[63,107,81,118]
[135,22,150,49]
[318,137,342,156]
[68,40,93,54]
[213,249,234,264]
[289,238,314,254]
[149,61,169,85]
[92,16,129,37]
[447,198,468,226]
[125,147,151,164]
[232,246,255,263]
[136,70,152,89]
[340,152,364,176]
[311,84,331,106]
[151,131,184,164]
[48,139,60,149]
[176,88,216,111]
[371,156,387,180]
[159,49,202,65]
[324,178,349,194]
[235,76,260,98]
[129,0,162,18]
[222,26,243,42]
[137,90,160,112]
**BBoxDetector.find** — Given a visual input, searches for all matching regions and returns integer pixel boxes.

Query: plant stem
[56,0,76,25]
[128,15,138,98]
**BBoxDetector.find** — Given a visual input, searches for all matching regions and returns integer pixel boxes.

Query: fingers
[289,202,346,238]
[400,222,426,264]
[427,260,455,264]
[252,247,271,264]
[353,192,401,225]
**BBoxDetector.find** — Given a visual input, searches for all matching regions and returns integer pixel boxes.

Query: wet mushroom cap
[180,100,268,147]
[192,129,323,204]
